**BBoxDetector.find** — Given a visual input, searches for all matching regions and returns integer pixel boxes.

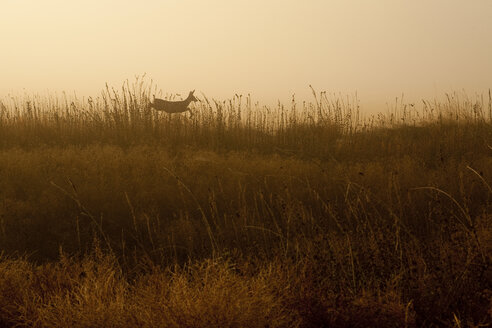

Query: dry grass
[0,79,491,327]
[0,250,418,328]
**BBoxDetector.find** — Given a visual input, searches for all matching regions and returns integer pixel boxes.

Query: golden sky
[1,0,491,110]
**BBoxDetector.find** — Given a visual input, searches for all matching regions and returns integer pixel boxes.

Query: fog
[1,0,491,111]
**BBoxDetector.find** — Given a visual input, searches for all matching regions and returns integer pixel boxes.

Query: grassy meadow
[0,79,491,327]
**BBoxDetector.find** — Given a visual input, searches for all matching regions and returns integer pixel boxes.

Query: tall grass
[0,79,491,327]
[1,78,490,158]
[0,77,366,153]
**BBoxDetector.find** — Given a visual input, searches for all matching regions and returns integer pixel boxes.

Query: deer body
[150,90,198,114]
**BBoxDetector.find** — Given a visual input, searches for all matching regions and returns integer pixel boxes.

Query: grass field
[0,79,491,327]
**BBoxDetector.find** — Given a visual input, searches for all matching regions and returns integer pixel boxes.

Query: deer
[149,90,198,115]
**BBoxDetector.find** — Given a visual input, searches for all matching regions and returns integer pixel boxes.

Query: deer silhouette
[149,90,198,114]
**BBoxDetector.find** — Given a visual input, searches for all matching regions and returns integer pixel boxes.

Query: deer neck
[184,96,194,106]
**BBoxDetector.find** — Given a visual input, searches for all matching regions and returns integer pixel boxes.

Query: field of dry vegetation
[0,78,491,327]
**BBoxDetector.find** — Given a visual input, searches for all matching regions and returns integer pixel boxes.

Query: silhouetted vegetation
[0,79,490,327]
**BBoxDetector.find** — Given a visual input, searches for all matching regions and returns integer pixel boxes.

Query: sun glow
[1,0,491,110]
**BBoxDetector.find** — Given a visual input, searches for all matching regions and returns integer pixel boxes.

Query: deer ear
[192,90,195,94]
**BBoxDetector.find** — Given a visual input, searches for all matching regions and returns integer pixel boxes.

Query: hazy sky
[1,0,491,110]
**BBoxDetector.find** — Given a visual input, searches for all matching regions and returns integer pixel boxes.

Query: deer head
[188,90,198,102]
